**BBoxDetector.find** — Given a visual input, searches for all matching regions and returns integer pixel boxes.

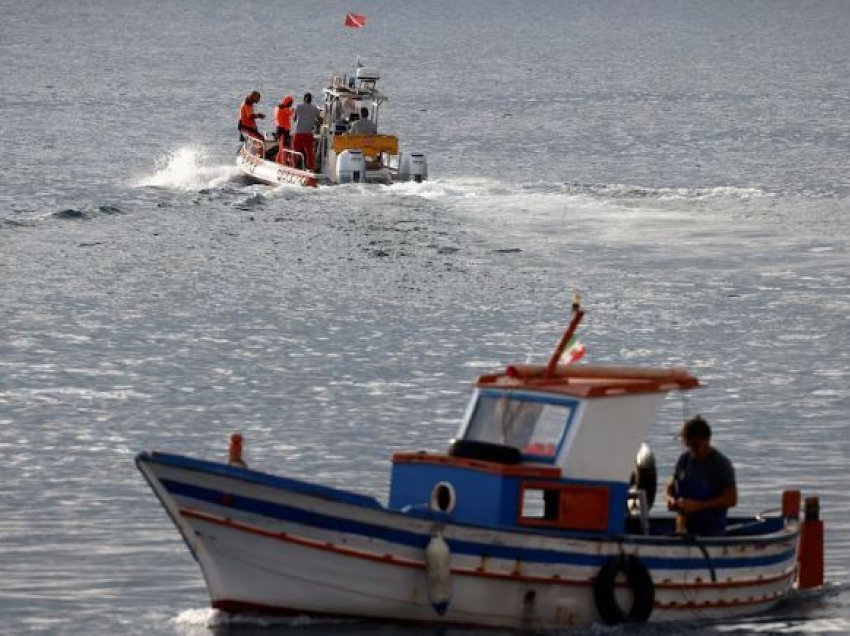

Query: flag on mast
[344,13,366,28]
[561,335,586,365]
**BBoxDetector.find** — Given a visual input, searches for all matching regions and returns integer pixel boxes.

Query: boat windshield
[464,393,573,458]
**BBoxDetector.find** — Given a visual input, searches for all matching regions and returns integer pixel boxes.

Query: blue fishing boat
[137,299,824,628]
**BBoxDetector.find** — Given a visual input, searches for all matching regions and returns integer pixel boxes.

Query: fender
[630,442,658,510]
[593,554,654,624]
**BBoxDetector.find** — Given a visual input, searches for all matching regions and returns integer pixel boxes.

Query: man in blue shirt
[666,415,737,535]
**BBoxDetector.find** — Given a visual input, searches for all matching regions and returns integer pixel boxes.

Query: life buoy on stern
[425,530,452,615]
[593,555,654,625]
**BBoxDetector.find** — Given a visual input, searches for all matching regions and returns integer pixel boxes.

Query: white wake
[135,145,240,191]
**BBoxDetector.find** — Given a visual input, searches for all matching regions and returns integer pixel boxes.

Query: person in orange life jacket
[666,415,737,536]
[274,95,294,147]
[274,95,294,165]
[291,92,322,170]
[238,91,265,141]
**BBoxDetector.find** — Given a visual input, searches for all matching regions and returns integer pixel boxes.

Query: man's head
[304,92,312,103]
[681,415,711,458]
[249,91,261,104]
[360,106,369,118]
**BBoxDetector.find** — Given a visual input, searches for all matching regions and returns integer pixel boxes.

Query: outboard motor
[336,150,366,184]
[399,152,428,183]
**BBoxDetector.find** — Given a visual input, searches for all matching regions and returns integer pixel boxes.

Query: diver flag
[344,13,366,28]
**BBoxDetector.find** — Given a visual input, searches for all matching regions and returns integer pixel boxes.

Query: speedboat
[235,64,427,187]
[136,298,824,629]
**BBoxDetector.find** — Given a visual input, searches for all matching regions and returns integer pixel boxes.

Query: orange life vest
[239,101,255,129]
[274,106,293,130]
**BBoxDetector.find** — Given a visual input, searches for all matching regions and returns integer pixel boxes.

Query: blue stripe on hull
[142,451,382,509]
[162,478,797,571]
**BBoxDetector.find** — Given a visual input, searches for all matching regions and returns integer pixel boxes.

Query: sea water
[2,0,850,633]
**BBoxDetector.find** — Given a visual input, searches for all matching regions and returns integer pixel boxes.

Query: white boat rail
[277,147,307,170]
[242,136,308,171]
[243,136,265,157]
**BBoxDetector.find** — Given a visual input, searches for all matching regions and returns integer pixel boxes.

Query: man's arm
[676,485,737,514]
[665,476,678,510]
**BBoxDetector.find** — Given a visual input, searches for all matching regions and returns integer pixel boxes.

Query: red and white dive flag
[344,13,366,28]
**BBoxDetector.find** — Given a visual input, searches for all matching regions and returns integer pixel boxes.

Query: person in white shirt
[349,107,377,135]
[291,93,323,170]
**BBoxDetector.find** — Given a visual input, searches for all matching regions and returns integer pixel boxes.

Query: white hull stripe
[181,506,796,595]
[163,478,797,570]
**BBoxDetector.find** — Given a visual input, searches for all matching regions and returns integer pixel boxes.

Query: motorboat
[136,299,824,629]
[235,64,427,187]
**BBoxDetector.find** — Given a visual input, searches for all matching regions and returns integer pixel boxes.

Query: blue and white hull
[137,451,800,629]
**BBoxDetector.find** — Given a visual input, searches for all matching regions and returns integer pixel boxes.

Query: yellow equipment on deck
[333,134,399,159]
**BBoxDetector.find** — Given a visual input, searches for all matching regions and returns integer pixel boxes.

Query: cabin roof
[323,86,383,100]
[475,363,700,398]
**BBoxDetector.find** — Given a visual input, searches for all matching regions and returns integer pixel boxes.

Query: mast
[544,293,584,377]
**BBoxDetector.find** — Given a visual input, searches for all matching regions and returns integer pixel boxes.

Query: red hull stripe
[182,506,423,569]
[212,599,484,628]
[179,506,793,596]
[213,596,781,624]
[656,592,784,610]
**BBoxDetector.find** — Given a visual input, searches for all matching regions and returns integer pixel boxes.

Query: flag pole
[545,294,584,377]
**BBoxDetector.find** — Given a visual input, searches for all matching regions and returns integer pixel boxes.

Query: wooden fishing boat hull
[137,451,800,629]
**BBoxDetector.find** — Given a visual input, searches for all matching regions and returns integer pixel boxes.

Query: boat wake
[171,607,357,633]
[135,145,242,191]
[376,177,770,203]
[133,146,772,208]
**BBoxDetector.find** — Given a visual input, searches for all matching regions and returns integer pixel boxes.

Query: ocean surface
[2,0,850,633]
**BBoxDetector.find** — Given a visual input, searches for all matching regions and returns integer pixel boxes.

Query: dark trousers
[275,128,291,147]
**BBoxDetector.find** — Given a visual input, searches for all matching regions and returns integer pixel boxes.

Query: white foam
[170,607,216,633]
[715,618,850,633]
[135,145,240,191]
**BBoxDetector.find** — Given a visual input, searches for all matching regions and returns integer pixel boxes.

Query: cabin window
[518,483,612,531]
[520,487,560,521]
[520,488,546,519]
[465,394,572,459]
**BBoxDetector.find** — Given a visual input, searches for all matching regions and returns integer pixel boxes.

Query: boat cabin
[318,67,397,170]
[314,66,428,183]
[322,66,385,133]
[389,364,699,536]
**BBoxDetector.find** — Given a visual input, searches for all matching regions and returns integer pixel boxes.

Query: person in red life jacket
[238,91,265,141]
[291,92,322,171]
[274,95,294,164]
[274,95,294,147]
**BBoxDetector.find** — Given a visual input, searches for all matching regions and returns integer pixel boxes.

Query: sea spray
[136,145,240,191]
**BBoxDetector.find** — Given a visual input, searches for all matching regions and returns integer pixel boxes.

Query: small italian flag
[561,336,586,364]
